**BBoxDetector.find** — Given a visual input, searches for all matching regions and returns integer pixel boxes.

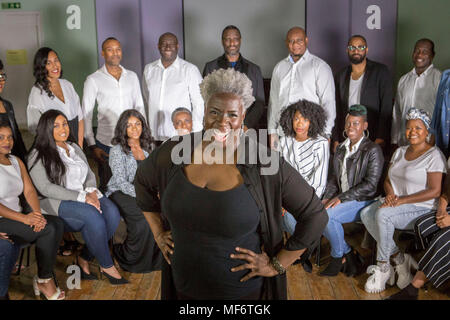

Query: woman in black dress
[135,68,328,300]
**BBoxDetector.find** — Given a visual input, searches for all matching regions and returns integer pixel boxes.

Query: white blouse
[27,79,84,134]
[57,144,102,202]
[0,155,23,215]
[389,146,447,209]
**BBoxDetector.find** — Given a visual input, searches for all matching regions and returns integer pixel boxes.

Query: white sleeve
[267,66,280,134]
[188,65,205,132]
[391,87,402,144]
[26,87,44,135]
[308,140,329,199]
[82,77,98,146]
[427,149,447,173]
[315,62,336,137]
[132,73,146,120]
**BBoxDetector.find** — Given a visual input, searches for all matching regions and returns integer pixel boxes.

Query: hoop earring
[342,130,348,139]
[364,129,370,139]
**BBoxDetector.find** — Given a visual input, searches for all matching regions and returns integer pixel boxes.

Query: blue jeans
[58,197,120,268]
[0,239,20,297]
[360,199,431,262]
[322,200,374,258]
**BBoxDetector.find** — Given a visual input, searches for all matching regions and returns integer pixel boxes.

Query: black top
[333,59,394,144]
[0,97,27,162]
[162,169,262,299]
[203,54,265,129]
[135,131,328,300]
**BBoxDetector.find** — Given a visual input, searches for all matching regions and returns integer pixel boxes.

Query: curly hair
[200,68,255,110]
[33,47,63,98]
[279,100,327,139]
[111,109,153,154]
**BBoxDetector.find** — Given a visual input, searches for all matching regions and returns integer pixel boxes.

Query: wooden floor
[7,224,449,300]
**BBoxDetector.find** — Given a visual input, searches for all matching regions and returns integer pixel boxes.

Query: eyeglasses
[348,45,367,51]
[0,73,6,81]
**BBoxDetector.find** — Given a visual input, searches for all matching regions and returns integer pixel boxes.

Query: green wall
[1,0,99,96]
[396,0,450,83]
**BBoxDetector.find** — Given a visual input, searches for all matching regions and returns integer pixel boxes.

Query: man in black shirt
[203,25,265,130]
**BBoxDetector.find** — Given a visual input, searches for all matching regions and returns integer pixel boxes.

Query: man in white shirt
[391,38,441,147]
[142,32,204,144]
[268,26,336,149]
[83,37,145,191]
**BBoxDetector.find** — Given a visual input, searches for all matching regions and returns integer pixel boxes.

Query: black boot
[386,284,419,300]
[343,248,363,277]
[319,257,344,277]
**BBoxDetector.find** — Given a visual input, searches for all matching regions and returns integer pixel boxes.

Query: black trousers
[0,215,64,279]
[414,212,450,288]
[109,191,162,273]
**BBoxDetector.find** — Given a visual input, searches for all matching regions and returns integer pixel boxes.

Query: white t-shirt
[0,155,23,214]
[27,79,84,134]
[340,136,364,192]
[388,146,447,209]
[348,73,364,107]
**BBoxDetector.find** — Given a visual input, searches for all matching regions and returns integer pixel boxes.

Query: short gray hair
[171,107,192,122]
[200,68,255,111]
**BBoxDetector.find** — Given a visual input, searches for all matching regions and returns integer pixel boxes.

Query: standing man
[391,38,441,147]
[203,25,265,130]
[333,35,393,152]
[143,32,204,144]
[268,27,335,149]
[83,37,145,192]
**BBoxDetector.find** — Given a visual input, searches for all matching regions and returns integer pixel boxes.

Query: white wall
[184,0,306,78]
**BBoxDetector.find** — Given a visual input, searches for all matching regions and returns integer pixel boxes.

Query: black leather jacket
[323,137,384,202]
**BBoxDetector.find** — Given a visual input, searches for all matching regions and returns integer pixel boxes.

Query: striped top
[280,135,329,198]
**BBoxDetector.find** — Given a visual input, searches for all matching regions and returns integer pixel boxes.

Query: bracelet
[270,256,286,275]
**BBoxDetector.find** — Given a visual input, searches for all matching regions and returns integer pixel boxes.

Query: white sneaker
[395,253,419,289]
[364,264,395,293]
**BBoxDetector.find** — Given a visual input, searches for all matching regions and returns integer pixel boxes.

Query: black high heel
[343,248,364,277]
[319,257,344,277]
[100,270,129,285]
[76,257,98,280]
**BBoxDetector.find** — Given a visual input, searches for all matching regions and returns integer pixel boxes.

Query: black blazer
[323,137,384,202]
[134,131,328,300]
[333,59,393,144]
[203,54,265,129]
[0,97,27,162]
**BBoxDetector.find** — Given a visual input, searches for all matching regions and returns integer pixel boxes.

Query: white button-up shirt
[391,64,441,146]
[27,79,83,134]
[268,50,336,136]
[82,65,145,147]
[340,136,364,193]
[142,56,204,141]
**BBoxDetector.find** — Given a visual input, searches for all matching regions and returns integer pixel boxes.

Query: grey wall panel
[184,0,306,78]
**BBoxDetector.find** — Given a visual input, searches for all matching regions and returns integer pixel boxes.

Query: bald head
[158,32,178,45]
[286,27,308,62]
[158,32,179,66]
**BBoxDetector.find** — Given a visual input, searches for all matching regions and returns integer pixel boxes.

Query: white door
[0,11,42,129]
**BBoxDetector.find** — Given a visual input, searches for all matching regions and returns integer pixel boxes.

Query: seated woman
[135,68,328,300]
[27,47,84,146]
[361,108,447,293]
[278,99,329,235]
[0,118,65,300]
[321,105,384,277]
[0,59,27,161]
[106,109,161,273]
[171,107,193,136]
[388,161,450,299]
[0,232,20,300]
[28,110,127,285]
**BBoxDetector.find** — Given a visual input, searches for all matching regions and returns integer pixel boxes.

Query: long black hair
[0,117,12,159]
[33,47,63,98]
[111,109,153,154]
[279,99,327,139]
[29,109,76,186]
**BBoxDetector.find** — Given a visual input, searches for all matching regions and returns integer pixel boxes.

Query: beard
[349,52,366,64]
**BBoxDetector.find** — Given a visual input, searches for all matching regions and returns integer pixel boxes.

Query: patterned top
[279,135,329,198]
[106,144,149,198]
